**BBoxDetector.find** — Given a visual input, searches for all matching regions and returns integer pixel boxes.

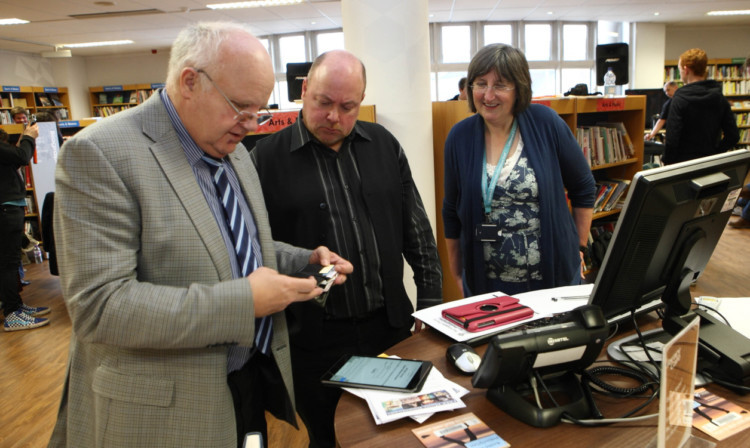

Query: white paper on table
[343,364,469,425]
[412,284,594,342]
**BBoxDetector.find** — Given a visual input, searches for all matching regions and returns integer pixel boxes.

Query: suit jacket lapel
[139,94,234,280]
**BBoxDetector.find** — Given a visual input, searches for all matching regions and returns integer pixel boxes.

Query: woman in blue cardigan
[442,44,596,297]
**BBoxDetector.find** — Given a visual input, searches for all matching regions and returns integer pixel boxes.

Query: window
[278,34,306,69]
[437,72,466,101]
[524,24,552,61]
[563,24,587,61]
[530,69,557,97]
[484,24,513,46]
[316,32,344,56]
[561,68,593,93]
[441,25,471,63]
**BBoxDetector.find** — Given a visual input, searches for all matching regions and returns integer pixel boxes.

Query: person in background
[34,110,65,148]
[1,121,50,331]
[252,49,443,448]
[645,80,679,141]
[442,44,596,298]
[48,22,352,448]
[8,106,29,145]
[663,48,739,165]
[449,77,468,101]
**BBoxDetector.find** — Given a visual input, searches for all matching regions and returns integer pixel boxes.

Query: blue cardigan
[442,104,596,295]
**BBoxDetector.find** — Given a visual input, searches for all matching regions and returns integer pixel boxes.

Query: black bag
[563,83,602,97]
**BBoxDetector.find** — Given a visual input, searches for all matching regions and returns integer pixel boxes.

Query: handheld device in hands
[293,264,338,292]
[442,296,533,332]
[321,354,433,393]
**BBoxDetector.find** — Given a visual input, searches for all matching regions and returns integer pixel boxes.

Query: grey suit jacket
[48,93,310,447]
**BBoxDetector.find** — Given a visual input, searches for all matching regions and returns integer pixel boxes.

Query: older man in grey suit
[48,22,352,448]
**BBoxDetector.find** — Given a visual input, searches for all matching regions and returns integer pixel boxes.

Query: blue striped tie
[202,156,272,355]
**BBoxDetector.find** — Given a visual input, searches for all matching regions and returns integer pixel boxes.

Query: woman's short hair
[467,44,532,115]
[679,48,708,78]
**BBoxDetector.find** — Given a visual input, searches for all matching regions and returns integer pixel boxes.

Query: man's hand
[22,123,39,139]
[248,267,322,317]
[309,246,353,286]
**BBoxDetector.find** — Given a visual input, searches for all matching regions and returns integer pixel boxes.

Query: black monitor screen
[286,62,313,102]
[596,43,629,86]
[626,88,668,130]
[588,150,750,322]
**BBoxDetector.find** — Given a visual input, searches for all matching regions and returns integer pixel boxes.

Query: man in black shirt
[252,50,443,447]
[664,48,739,165]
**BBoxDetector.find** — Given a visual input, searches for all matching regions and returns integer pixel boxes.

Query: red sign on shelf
[254,111,298,134]
[596,98,626,111]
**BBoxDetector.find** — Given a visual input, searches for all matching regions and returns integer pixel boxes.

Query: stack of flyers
[343,361,469,425]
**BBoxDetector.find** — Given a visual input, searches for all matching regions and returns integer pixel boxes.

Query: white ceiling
[0,0,749,57]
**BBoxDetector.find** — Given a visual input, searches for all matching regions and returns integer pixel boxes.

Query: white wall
[665,25,750,60]
[84,52,170,86]
[631,23,666,89]
[0,49,55,86]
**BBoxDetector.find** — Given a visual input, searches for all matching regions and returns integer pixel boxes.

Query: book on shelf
[128,91,138,103]
[98,93,108,104]
[25,196,35,214]
[38,94,52,107]
[49,93,63,106]
[111,94,124,104]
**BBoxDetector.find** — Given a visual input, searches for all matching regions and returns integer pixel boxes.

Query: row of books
[736,113,750,127]
[36,92,64,107]
[664,65,749,83]
[96,89,156,105]
[593,179,630,213]
[94,105,133,117]
[24,195,36,215]
[576,122,635,167]
[732,100,750,110]
[740,129,750,145]
[722,80,750,96]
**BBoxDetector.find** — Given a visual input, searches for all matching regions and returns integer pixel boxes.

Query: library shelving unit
[0,123,42,242]
[431,95,646,299]
[1,85,72,124]
[665,57,750,148]
[89,82,165,117]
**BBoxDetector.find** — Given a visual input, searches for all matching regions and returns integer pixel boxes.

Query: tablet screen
[321,355,432,393]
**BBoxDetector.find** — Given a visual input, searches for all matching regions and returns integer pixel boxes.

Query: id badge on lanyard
[475,120,517,243]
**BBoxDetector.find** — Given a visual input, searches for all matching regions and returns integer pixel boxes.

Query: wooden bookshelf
[89,83,164,117]
[431,96,646,298]
[1,85,72,124]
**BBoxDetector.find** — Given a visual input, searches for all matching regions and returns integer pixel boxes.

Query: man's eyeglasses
[471,83,515,95]
[195,68,273,126]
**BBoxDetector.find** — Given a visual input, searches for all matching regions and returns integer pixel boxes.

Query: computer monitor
[286,62,313,102]
[589,150,750,323]
[625,88,668,130]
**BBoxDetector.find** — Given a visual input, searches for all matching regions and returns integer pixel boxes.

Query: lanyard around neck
[482,119,518,215]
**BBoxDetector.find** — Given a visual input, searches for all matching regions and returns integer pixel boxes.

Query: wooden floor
[2,221,749,448]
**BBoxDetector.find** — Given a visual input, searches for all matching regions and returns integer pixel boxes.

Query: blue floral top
[483,141,542,295]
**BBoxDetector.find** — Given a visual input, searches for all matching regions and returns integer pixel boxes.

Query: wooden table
[334,316,750,447]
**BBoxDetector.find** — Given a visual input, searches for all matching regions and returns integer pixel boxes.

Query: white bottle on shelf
[604,67,617,97]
